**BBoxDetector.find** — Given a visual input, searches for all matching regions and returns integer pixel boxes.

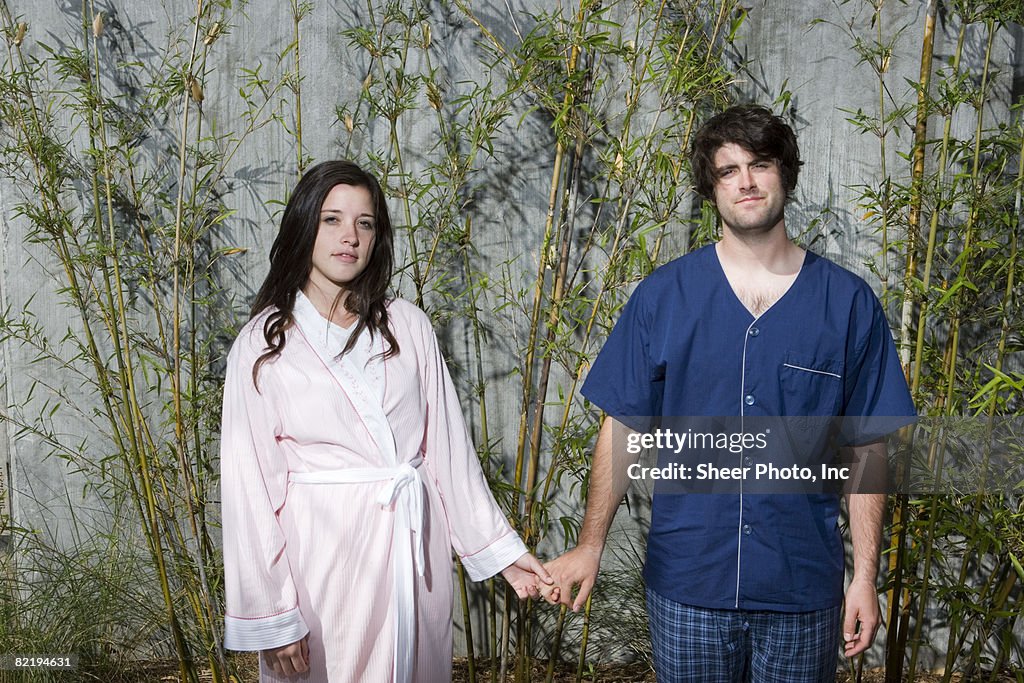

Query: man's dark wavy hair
[690,104,803,201]
[249,160,398,386]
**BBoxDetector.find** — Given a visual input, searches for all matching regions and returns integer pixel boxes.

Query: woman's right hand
[262,636,309,677]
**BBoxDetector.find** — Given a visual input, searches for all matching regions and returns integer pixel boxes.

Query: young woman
[221,160,550,682]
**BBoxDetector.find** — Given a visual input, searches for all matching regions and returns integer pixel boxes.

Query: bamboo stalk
[904,0,939,393]
[512,99,570,499]
[523,2,735,669]
[520,129,585,683]
[88,0,217,677]
[906,362,954,679]
[460,214,488,680]
[989,72,1023,411]
[184,28,230,683]
[167,4,216,681]
[886,4,937,681]
[536,0,711,509]
[936,20,1004,681]
[511,10,589,677]
[536,0,732,531]
[410,17,506,643]
[969,566,1017,677]
[876,0,891,295]
[985,569,1021,681]
[526,0,680,530]
[382,10,425,305]
[490,578,498,683]
[457,560,477,682]
[524,131,585,540]
[544,606,568,683]
[904,16,969,676]
[411,12,515,675]
[898,0,936,368]
[499,587,512,682]
[80,3,147,652]
[292,0,305,175]
[973,114,1024,682]
[574,595,593,683]
[0,2,195,676]
[944,560,1003,682]
[88,4,194,676]
[103,0,200,670]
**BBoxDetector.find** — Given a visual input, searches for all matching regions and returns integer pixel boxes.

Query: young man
[543,105,915,682]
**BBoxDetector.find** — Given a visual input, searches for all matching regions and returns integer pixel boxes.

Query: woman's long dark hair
[249,160,399,385]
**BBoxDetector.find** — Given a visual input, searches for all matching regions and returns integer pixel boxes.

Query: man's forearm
[847,492,885,582]
[845,440,888,582]
[576,417,639,552]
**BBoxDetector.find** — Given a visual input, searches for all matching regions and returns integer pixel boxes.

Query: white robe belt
[290,457,424,683]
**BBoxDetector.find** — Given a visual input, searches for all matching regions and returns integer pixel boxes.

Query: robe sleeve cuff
[459,530,528,582]
[223,605,309,651]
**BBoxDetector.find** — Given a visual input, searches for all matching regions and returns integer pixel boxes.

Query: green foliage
[826,1,1024,680]
[0,0,296,680]
[0,490,166,682]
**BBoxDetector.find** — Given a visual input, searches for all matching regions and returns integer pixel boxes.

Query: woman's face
[306,183,377,295]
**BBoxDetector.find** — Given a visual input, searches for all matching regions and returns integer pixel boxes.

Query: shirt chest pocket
[779,353,844,416]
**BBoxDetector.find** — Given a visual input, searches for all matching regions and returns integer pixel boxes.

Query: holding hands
[501,552,557,601]
[507,420,623,608]
[540,545,600,611]
[500,545,601,611]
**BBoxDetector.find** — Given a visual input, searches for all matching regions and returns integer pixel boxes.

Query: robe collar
[291,291,399,466]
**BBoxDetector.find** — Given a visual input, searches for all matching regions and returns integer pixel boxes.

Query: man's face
[711,142,786,236]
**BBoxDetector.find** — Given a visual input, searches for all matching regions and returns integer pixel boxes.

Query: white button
[743,524,752,535]
[749,328,759,337]
[744,395,755,406]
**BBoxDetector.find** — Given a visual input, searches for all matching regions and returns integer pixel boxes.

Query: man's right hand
[543,545,602,612]
[262,636,309,677]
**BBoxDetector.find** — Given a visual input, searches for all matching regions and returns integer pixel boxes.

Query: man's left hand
[843,576,881,657]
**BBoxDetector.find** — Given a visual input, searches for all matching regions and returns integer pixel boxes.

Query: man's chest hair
[732,286,790,317]
[718,254,801,318]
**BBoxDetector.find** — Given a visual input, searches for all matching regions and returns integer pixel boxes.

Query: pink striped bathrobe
[221,295,526,682]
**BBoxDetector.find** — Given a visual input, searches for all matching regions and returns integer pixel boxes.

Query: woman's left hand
[501,552,558,601]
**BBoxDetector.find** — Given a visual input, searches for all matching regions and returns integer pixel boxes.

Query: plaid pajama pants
[646,587,842,683]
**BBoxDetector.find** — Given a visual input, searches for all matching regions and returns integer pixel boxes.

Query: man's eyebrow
[715,156,774,172]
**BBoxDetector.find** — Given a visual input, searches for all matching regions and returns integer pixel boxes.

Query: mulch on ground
[451,659,1015,682]
[89,654,1018,682]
